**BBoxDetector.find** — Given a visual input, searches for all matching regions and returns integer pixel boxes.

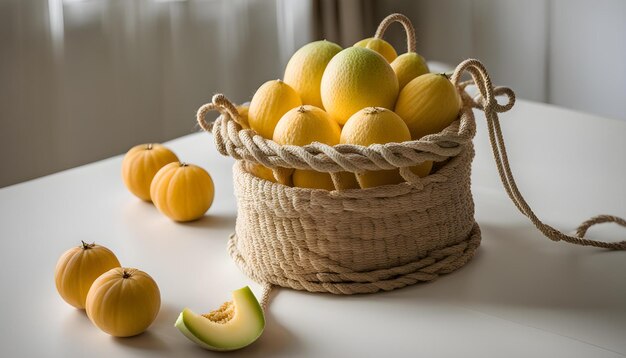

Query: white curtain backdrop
[1,0,308,187]
[1,0,624,187]
[375,0,626,122]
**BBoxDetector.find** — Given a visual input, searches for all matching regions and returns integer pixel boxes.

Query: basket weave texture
[228,147,480,294]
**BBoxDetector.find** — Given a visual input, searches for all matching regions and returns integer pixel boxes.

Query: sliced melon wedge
[175,286,265,351]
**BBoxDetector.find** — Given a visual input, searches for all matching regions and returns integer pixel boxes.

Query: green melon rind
[175,313,226,351]
[174,286,265,352]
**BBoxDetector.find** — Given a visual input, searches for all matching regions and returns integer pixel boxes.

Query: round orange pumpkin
[54,241,121,309]
[86,267,161,337]
[150,162,215,222]
[122,143,179,201]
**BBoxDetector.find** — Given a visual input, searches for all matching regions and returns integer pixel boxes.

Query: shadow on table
[120,197,237,232]
[109,302,177,351]
[178,213,237,231]
[369,221,624,312]
[112,330,167,351]
[233,308,300,357]
[152,301,181,327]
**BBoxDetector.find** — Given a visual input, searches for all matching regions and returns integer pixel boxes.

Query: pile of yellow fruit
[238,34,462,190]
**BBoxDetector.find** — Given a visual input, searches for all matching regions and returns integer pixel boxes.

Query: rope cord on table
[259,282,273,312]
[452,59,626,250]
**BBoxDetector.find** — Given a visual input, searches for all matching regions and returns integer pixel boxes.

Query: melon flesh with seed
[174,286,265,351]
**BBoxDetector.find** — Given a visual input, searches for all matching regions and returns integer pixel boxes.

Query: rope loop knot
[451,59,516,114]
[450,59,625,250]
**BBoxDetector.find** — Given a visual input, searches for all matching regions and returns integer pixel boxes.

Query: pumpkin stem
[180,162,188,167]
[122,270,131,279]
[80,240,95,250]
[439,72,452,80]
[146,143,153,150]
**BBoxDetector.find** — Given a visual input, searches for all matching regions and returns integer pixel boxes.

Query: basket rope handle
[452,58,626,250]
[374,13,416,53]
[197,94,245,132]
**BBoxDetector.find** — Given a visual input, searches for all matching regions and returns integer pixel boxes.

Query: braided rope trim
[233,142,473,204]
[207,104,475,173]
[196,62,515,175]
[228,223,481,295]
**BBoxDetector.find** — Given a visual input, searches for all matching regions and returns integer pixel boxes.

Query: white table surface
[1,99,625,358]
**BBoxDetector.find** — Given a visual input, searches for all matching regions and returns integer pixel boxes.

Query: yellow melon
[391,52,429,90]
[273,105,340,190]
[354,37,397,63]
[340,107,431,188]
[243,161,276,183]
[283,40,342,109]
[292,170,335,190]
[394,73,461,140]
[321,47,398,125]
[248,80,302,139]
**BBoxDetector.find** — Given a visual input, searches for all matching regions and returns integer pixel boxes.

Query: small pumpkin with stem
[150,161,215,222]
[86,267,161,337]
[54,241,121,309]
[122,143,179,201]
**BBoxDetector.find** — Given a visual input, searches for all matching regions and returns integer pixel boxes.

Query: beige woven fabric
[229,146,478,294]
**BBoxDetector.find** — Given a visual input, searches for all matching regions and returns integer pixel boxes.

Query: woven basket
[229,146,479,294]
[197,54,516,295]
[196,15,625,301]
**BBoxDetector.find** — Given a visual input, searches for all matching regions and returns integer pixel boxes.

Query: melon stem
[365,107,382,114]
